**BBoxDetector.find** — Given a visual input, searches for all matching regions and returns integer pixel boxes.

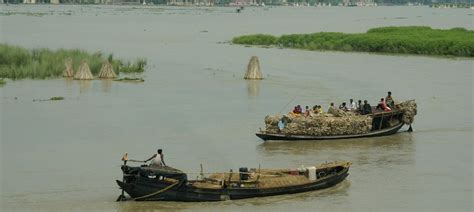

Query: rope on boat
[132,181,180,201]
[278,95,297,115]
[127,159,146,163]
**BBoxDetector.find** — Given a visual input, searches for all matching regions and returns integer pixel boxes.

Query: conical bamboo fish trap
[97,61,117,79]
[244,56,263,80]
[74,60,94,80]
[63,58,74,78]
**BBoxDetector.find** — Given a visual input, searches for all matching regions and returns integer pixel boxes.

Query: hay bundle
[63,58,74,78]
[265,113,372,136]
[244,56,263,80]
[265,115,281,127]
[327,106,349,117]
[97,61,117,79]
[74,61,94,80]
[396,100,417,125]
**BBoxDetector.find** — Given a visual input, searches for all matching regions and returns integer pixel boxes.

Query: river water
[0,5,473,211]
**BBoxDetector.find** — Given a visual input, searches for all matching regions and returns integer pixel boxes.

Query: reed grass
[50,96,65,101]
[0,44,147,80]
[33,96,65,102]
[232,26,474,57]
[114,77,145,82]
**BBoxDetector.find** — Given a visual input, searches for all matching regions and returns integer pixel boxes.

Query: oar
[122,152,147,163]
[127,159,146,163]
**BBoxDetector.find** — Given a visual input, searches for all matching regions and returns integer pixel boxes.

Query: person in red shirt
[376,98,392,112]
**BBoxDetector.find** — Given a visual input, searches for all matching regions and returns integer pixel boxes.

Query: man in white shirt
[348,99,356,111]
[145,149,167,167]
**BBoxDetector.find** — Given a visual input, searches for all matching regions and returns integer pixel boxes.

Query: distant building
[342,0,375,6]
[24,0,36,3]
[105,0,141,4]
[167,0,207,5]
[231,0,257,5]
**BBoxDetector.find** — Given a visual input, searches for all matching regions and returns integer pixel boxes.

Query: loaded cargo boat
[256,100,417,141]
[116,160,351,201]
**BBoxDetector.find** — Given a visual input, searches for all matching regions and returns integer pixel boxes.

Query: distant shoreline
[232,26,474,58]
[2,2,473,8]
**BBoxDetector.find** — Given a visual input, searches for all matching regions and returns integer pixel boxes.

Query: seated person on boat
[327,102,336,114]
[303,106,311,117]
[376,98,391,112]
[144,149,167,167]
[339,102,348,112]
[292,105,302,115]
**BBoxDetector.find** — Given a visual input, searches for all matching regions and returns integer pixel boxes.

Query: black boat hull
[256,122,404,141]
[116,167,349,201]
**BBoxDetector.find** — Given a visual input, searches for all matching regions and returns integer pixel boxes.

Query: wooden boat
[116,161,351,201]
[256,109,408,141]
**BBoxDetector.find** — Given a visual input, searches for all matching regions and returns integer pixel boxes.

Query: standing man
[357,100,363,113]
[386,91,395,109]
[145,149,167,167]
[348,99,356,111]
[362,100,372,115]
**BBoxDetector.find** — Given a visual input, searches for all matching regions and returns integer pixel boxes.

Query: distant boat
[256,100,417,141]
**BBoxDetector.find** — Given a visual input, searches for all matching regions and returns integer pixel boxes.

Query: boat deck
[191,174,311,189]
[190,162,350,189]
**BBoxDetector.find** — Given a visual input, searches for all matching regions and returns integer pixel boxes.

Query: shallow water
[1,5,473,211]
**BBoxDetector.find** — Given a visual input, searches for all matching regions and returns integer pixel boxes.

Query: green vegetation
[0,44,147,80]
[232,26,474,57]
[50,96,65,101]
[114,77,145,82]
[33,96,65,102]
[232,34,278,46]
[0,79,5,86]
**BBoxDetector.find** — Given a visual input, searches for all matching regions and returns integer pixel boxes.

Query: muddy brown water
[1,5,473,211]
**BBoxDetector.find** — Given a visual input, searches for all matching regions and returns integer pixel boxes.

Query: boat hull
[256,122,404,141]
[116,167,349,202]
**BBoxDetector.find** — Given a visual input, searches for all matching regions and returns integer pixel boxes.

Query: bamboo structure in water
[244,56,263,80]
[97,61,117,79]
[74,60,94,80]
[63,58,74,78]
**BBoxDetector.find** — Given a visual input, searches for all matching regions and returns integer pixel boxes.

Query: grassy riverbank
[0,44,147,80]
[232,26,474,57]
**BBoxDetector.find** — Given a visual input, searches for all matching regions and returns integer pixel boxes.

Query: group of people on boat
[292,105,324,116]
[290,91,396,117]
